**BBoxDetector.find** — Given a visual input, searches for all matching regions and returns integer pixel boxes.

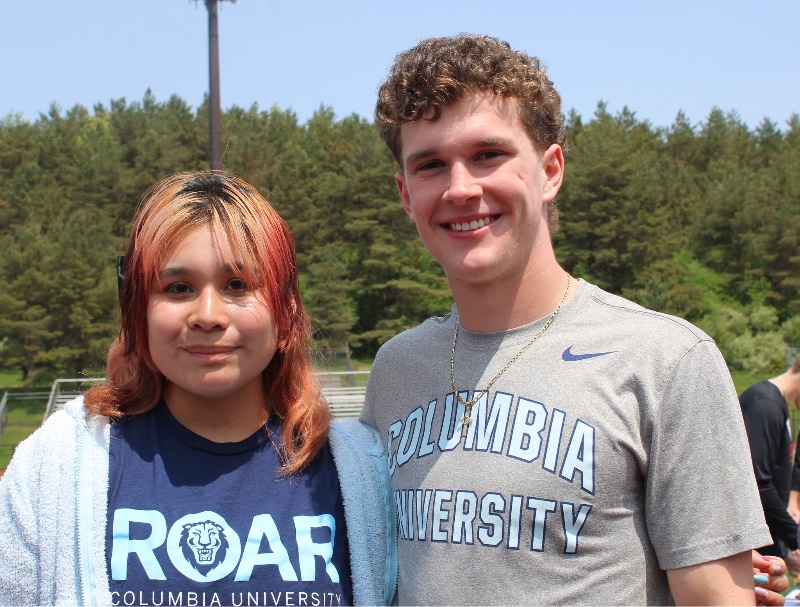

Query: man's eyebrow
[475,137,515,148]
[404,148,437,168]
[404,138,517,167]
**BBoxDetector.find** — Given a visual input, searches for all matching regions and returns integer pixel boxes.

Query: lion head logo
[179,520,229,575]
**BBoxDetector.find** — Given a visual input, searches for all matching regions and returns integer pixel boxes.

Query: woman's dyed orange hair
[84,171,330,474]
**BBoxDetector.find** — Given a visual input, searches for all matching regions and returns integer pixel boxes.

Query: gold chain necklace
[451,275,572,438]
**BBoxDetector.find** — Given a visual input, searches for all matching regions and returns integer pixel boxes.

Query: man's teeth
[450,217,494,232]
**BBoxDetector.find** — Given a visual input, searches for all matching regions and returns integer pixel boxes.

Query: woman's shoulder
[9,396,107,465]
[329,418,384,457]
[19,397,84,444]
[45,395,110,433]
[2,399,79,490]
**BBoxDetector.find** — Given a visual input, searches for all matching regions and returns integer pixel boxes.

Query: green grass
[0,398,48,470]
[0,369,24,389]
[730,369,764,396]
[313,352,373,372]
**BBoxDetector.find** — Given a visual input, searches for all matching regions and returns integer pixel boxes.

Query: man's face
[395,92,563,290]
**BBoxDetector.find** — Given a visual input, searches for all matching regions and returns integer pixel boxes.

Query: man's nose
[443,162,482,204]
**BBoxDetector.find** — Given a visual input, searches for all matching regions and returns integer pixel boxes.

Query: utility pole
[204,0,235,171]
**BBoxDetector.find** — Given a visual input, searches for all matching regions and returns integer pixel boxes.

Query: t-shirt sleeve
[359,340,399,435]
[644,339,772,570]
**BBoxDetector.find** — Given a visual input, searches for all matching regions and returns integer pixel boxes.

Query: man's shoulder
[740,380,770,396]
[579,281,713,345]
[739,380,782,409]
[374,308,453,357]
[365,310,454,392]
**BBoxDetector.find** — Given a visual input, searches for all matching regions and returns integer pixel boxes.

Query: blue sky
[4,0,798,131]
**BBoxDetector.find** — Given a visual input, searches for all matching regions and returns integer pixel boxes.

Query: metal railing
[1,391,51,440]
[0,391,50,465]
[38,372,370,421]
[0,371,370,467]
[0,392,8,445]
[43,378,105,421]
[317,371,369,418]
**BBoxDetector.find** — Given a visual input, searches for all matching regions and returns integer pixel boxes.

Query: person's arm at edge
[789,490,800,522]
[741,397,799,548]
[752,551,788,606]
[667,550,755,606]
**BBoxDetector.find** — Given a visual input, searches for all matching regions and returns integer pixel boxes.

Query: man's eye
[417,160,444,171]
[477,150,503,161]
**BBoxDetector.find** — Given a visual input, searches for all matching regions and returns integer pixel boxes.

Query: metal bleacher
[43,378,105,421]
[317,371,370,418]
[0,391,8,445]
[42,371,369,421]
[320,385,368,418]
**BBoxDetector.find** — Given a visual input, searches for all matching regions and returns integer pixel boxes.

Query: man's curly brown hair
[375,34,567,165]
[374,34,567,233]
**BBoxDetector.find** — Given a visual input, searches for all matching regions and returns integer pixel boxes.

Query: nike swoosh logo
[562,345,615,361]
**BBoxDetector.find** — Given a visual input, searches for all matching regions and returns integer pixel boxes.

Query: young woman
[0,171,397,606]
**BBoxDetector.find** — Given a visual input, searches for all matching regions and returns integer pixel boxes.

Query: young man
[740,356,800,560]
[360,34,773,605]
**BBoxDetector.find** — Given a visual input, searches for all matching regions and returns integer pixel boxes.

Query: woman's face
[146,224,278,406]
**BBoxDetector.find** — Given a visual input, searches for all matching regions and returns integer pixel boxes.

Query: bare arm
[667,550,755,606]
[789,490,800,522]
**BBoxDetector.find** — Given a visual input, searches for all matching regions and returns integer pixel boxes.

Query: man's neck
[450,264,575,332]
[776,371,800,407]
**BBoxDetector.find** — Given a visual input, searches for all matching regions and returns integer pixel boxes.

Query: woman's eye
[226,278,248,292]
[165,282,192,295]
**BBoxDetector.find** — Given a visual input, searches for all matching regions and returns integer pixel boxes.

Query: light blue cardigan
[0,398,397,606]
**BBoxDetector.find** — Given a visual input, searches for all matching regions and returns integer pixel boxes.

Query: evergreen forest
[0,92,798,385]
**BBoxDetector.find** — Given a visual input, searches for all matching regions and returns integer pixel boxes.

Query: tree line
[0,92,798,384]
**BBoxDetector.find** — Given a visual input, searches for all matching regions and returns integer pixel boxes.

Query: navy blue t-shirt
[106,401,352,607]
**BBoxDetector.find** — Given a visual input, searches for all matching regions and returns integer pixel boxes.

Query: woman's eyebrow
[157,261,246,280]
[157,265,189,279]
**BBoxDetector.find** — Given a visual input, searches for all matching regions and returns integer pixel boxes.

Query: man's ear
[542,144,565,203]
[396,171,414,221]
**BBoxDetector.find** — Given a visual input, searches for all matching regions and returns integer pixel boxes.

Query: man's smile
[447,215,499,232]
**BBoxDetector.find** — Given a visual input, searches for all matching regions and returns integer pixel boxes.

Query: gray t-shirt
[360,280,770,605]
